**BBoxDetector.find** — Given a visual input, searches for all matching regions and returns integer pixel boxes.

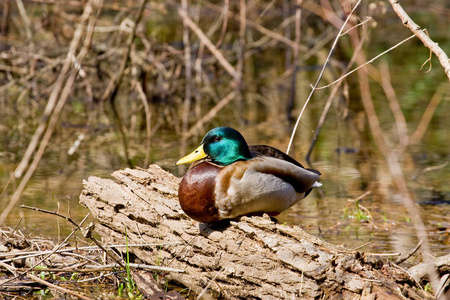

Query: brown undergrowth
[0,207,185,299]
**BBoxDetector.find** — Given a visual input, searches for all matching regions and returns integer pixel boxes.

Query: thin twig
[409,83,448,145]
[391,263,424,291]
[7,218,22,239]
[0,214,90,287]
[388,0,450,81]
[82,223,126,270]
[15,0,33,41]
[287,0,302,123]
[286,0,362,154]
[0,260,17,276]
[176,2,239,81]
[351,241,372,252]
[179,0,193,169]
[80,263,185,273]
[412,162,449,181]
[379,61,409,158]
[185,91,235,139]
[27,273,94,300]
[395,240,423,265]
[0,242,180,262]
[315,34,417,90]
[347,191,372,203]
[20,205,79,228]
[305,24,368,165]
[317,247,400,257]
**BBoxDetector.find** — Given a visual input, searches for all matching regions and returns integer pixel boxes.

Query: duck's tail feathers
[312,181,323,188]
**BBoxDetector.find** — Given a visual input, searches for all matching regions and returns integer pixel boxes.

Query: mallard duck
[176,127,322,223]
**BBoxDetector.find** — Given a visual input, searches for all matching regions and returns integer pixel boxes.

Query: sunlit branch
[286,0,362,154]
[316,34,416,90]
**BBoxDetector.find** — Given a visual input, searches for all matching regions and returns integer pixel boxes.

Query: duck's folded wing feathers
[247,156,320,193]
[249,144,322,176]
[249,145,304,168]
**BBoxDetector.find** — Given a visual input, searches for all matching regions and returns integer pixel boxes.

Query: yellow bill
[176,144,208,165]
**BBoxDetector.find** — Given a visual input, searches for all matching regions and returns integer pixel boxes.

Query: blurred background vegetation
[0,0,449,257]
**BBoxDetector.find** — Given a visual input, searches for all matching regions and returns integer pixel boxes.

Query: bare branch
[316,34,416,90]
[286,0,362,154]
[388,0,450,81]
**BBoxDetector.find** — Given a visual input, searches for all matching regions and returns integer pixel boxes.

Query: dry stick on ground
[0,0,102,225]
[83,223,185,299]
[27,273,93,300]
[20,205,80,227]
[0,260,18,276]
[25,263,185,273]
[286,0,362,155]
[0,213,90,288]
[388,0,450,81]
[0,243,181,262]
[17,205,128,272]
[396,240,424,265]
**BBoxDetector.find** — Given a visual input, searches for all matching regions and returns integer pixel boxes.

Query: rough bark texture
[79,164,437,299]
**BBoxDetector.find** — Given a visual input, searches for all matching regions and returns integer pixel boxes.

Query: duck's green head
[176,127,252,166]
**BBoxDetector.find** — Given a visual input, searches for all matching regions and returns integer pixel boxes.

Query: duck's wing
[249,145,303,167]
[217,156,320,196]
[249,144,321,175]
[214,156,320,219]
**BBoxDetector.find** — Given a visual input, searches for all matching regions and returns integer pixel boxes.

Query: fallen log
[79,164,438,299]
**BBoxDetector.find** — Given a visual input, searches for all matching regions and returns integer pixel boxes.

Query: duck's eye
[213,136,222,142]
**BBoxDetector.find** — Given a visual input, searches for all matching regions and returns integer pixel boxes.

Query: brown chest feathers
[178,162,221,223]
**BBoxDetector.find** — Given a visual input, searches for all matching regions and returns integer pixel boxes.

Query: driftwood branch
[79,165,441,299]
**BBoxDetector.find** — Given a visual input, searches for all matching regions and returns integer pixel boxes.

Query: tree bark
[79,164,439,299]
